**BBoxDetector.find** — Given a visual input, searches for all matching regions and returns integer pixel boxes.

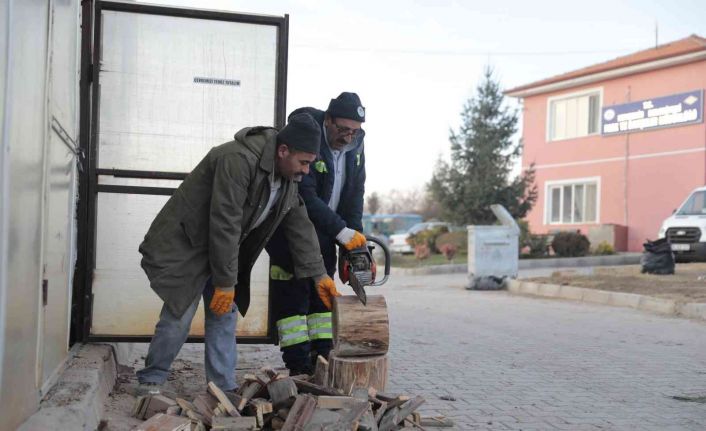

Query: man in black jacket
[266,92,367,375]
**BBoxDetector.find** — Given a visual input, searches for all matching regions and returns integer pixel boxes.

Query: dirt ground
[527,263,706,303]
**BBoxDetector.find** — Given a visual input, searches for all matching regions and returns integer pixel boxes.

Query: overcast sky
[140,0,706,195]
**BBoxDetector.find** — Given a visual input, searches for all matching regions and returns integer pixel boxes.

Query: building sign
[193,77,241,86]
[601,90,703,135]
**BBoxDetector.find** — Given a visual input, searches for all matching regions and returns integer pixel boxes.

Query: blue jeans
[136,279,238,391]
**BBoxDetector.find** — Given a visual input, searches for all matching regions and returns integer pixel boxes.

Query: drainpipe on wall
[624,86,631,228]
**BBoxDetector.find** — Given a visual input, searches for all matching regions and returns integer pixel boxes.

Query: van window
[678,191,706,215]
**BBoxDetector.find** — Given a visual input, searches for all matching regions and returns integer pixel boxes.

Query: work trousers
[271,264,334,372]
[136,278,238,391]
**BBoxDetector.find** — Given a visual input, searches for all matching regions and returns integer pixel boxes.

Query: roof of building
[506,34,706,96]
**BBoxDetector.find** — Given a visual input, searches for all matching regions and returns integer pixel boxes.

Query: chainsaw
[338,235,391,305]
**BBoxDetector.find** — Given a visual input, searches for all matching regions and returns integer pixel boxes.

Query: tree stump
[328,352,388,393]
[332,295,389,357]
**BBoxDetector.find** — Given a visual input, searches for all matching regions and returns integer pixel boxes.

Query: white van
[657,185,706,262]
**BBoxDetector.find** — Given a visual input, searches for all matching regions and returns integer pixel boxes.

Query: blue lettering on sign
[601,89,703,135]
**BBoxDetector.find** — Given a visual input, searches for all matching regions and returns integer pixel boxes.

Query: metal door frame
[72,0,288,345]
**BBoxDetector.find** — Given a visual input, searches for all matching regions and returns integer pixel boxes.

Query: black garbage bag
[640,238,675,275]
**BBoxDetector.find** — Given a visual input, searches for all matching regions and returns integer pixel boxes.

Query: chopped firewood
[166,406,181,416]
[281,394,317,431]
[259,366,279,380]
[292,378,342,396]
[276,408,290,420]
[207,382,239,417]
[351,387,370,401]
[270,416,285,430]
[312,355,329,387]
[315,396,359,410]
[210,416,258,430]
[131,413,191,431]
[358,409,379,431]
[236,380,263,412]
[133,395,178,420]
[246,398,272,428]
[304,409,343,428]
[267,377,298,408]
[373,401,388,424]
[175,398,197,414]
[418,416,454,427]
[189,420,206,431]
[383,395,411,411]
[378,396,425,431]
[191,393,219,426]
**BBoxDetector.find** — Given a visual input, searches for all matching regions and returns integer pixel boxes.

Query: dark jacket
[267,107,365,272]
[139,127,326,318]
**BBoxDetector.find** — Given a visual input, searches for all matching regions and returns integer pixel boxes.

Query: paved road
[105,273,706,430]
[383,273,706,430]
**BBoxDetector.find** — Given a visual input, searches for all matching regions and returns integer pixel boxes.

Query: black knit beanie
[326,92,365,122]
[277,112,321,154]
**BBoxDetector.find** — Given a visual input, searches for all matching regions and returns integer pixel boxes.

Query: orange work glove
[209,286,235,316]
[336,227,366,251]
[315,275,341,310]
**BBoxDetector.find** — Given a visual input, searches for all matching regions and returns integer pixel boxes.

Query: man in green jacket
[136,113,340,394]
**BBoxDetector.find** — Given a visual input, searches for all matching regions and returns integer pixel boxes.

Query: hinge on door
[42,279,49,306]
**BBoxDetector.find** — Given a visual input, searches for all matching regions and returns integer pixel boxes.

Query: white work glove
[336,227,367,250]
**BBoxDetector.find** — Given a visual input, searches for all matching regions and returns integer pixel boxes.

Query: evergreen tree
[429,67,537,225]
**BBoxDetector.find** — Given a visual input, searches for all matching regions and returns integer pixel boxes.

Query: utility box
[467,205,520,289]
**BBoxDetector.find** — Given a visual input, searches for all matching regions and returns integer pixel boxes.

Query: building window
[548,90,601,141]
[546,179,599,224]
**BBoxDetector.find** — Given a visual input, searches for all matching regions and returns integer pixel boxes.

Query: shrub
[594,241,615,255]
[438,243,458,262]
[551,231,590,257]
[414,244,430,262]
[527,234,549,257]
[408,226,449,253]
[434,231,467,253]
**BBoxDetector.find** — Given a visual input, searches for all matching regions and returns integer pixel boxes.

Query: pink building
[506,35,706,252]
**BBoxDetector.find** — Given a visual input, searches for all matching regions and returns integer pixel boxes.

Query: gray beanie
[277,112,321,154]
[326,92,365,122]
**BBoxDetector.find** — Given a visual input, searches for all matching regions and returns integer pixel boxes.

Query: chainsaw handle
[367,235,390,286]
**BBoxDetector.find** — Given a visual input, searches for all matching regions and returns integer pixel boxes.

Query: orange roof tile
[506,34,706,95]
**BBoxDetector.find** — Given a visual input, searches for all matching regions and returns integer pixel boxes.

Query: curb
[19,344,118,431]
[392,253,641,276]
[506,279,706,321]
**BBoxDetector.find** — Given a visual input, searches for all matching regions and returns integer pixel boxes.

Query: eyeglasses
[332,120,363,138]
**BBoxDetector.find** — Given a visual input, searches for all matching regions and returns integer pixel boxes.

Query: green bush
[594,241,615,255]
[408,226,449,253]
[527,234,549,257]
[551,231,590,257]
[434,231,467,253]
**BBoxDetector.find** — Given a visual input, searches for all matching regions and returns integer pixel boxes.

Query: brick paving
[106,272,706,430]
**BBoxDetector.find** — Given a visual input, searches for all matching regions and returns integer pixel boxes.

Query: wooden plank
[207,382,240,417]
[281,394,317,431]
[418,416,454,427]
[210,416,258,430]
[316,396,359,410]
[313,355,329,387]
[131,413,191,431]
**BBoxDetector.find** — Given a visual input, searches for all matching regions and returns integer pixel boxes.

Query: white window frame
[546,87,603,142]
[544,176,601,225]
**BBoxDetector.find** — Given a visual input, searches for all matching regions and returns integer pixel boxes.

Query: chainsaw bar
[348,270,368,305]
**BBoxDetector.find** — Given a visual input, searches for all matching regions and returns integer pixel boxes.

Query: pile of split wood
[131,295,453,430]
[131,366,451,431]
